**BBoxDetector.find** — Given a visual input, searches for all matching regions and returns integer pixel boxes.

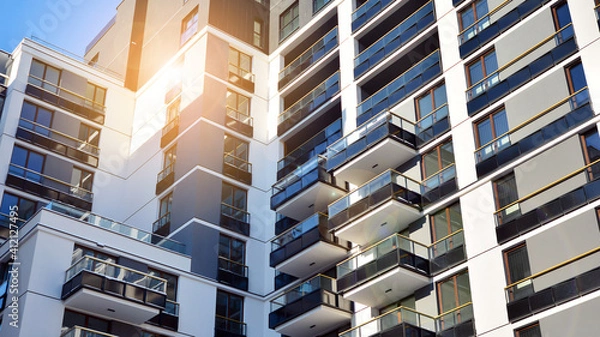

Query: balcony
[352,0,395,32]
[466,24,578,116]
[61,256,167,324]
[476,88,593,178]
[421,164,458,205]
[357,50,441,126]
[220,203,250,236]
[278,71,340,136]
[26,75,105,124]
[415,103,450,147]
[339,306,436,337]
[228,63,255,93]
[269,275,352,336]
[271,156,346,221]
[277,119,342,180]
[459,0,552,58]
[148,300,179,331]
[313,0,334,14]
[161,115,179,148]
[328,170,422,246]
[506,247,600,322]
[226,107,253,137]
[223,154,252,185]
[6,163,93,211]
[215,315,247,337]
[61,326,117,337]
[17,118,100,167]
[355,1,435,78]
[47,202,187,254]
[218,256,249,291]
[156,162,175,195]
[270,212,349,278]
[326,110,417,186]
[0,212,25,239]
[496,159,600,244]
[279,27,338,89]
[152,212,171,237]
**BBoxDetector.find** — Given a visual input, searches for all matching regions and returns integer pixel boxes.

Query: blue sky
[1,0,123,57]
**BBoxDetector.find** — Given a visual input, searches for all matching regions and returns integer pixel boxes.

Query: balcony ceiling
[274,305,351,337]
[275,241,348,278]
[276,183,346,221]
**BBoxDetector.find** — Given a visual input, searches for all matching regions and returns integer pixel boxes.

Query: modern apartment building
[0,0,599,336]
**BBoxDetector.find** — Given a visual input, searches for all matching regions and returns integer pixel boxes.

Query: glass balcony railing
[61,326,117,337]
[352,0,395,31]
[223,154,252,174]
[8,163,93,202]
[355,1,435,78]
[415,103,450,146]
[162,116,180,137]
[226,107,253,127]
[157,162,175,183]
[28,75,106,113]
[271,212,327,251]
[46,202,187,254]
[326,110,416,172]
[277,119,342,179]
[66,255,167,293]
[218,256,248,278]
[313,0,334,13]
[215,315,247,336]
[228,64,255,85]
[422,164,456,193]
[18,118,100,156]
[152,212,171,233]
[279,27,338,88]
[221,203,251,226]
[328,169,422,229]
[340,306,436,337]
[357,50,441,125]
[278,71,340,134]
[165,299,180,316]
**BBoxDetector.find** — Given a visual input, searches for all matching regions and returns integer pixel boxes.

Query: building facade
[0,0,600,336]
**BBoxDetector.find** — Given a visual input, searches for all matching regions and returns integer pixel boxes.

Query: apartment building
[0,0,599,336]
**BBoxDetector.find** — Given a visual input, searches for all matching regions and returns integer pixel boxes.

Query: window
[164,145,177,171]
[459,0,489,41]
[253,19,264,48]
[430,203,463,257]
[20,101,53,136]
[180,6,199,45]
[70,167,94,197]
[224,134,249,169]
[29,59,61,93]
[159,192,173,220]
[166,98,180,124]
[515,323,541,337]
[581,129,600,180]
[219,234,246,276]
[313,0,332,13]
[10,146,45,182]
[148,268,178,301]
[221,183,247,220]
[475,108,509,160]
[72,245,116,265]
[553,2,573,42]
[78,123,101,148]
[466,49,498,98]
[416,83,447,120]
[0,264,8,309]
[85,82,106,109]
[504,243,532,300]
[566,62,586,94]
[437,270,471,328]
[422,140,454,180]
[280,2,299,41]
[493,173,520,223]
[226,89,250,119]
[0,193,38,222]
[62,310,110,334]
[228,48,252,81]
[215,290,245,335]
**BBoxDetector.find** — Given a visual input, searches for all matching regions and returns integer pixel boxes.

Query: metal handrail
[8,163,93,200]
[60,325,118,337]
[223,153,252,173]
[157,161,175,182]
[278,71,340,121]
[279,27,338,79]
[28,74,106,112]
[19,118,100,155]
[458,0,512,42]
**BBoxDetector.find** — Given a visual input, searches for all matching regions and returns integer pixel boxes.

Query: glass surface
[506,245,531,283]
[568,63,587,93]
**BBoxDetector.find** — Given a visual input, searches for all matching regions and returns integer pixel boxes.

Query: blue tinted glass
[493,110,509,135]
[568,63,586,92]
[554,3,572,28]
[0,194,18,214]
[11,147,28,167]
[27,152,44,173]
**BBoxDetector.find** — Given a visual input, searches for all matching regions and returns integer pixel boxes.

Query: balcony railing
[506,246,600,322]
[421,164,457,203]
[326,110,416,172]
[66,256,167,293]
[28,74,106,112]
[148,299,180,330]
[279,27,338,88]
[19,118,100,156]
[277,119,342,180]
[157,162,175,184]
[271,212,328,251]
[278,71,340,135]
[225,107,254,137]
[328,169,422,230]
[223,154,252,174]
[218,256,248,277]
[228,63,255,92]
[415,103,450,146]
[459,0,552,58]
[313,0,334,13]
[357,50,441,126]
[466,24,577,115]
[215,315,247,336]
[0,212,26,239]
[61,326,117,337]
[152,212,171,233]
[8,163,93,202]
[354,1,436,78]
[271,156,337,210]
[46,202,187,254]
[352,0,395,31]
[218,256,249,290]
[162,116,180,137]
[220,202,250,236]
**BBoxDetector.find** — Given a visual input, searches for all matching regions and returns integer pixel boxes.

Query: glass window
[10,146,45,182]
[504,243,533,300]
[180,6,199,45]
[467,49,498,87]
[71,245,116,265]
[226,90,250,117]
[581,129,600,180]
[459,0,489,40]
[167,98,180,123]
[20,101,53,136]
[62,310,110,334]
[567,62,587,94]
[85,82,106,108]
[552,2,572,30]
[148,268,178,300]
[228,48,252,80]
[159,192,173,218]
[416,83,447,119]
[224,134,249,162]
[219,234,246,275]
[253,19,263,48]
[437,270,471,313]
[0,193,38,221]
[164,145,177,170]
[431,203,463,241]
[29,59,61,93]
[422,141,454,180]
[494,173,521,223]
[222,183,247,211]
[78,124,101,147]
[216,290,244,322]
[476,109,508,147]
[515,323,542,337]
[71,167,94,193]
[280,2,300,40]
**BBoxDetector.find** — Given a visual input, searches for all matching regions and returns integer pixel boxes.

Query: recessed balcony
[220,203,250,236]
[228,63,255,93]
[161,116,179,148]
[339,306,436,337]
[269,275,352,336]
[0,212,25,239]
[271,156,346,221]
[61,326,118,337]
[152,212,171,237]
[61,256,167,324]
[218,256,249,291]
[215,315,247,337]
[226,107,254,137]
[270,212,349,278]
[26,76,106,124]
[278,71,340,136]
[148,299,179,331]
[156,162,175,195]
[223,154,252,185]
[16,118,100,167]
[352,0,395,32]
[328,170,421,246]
[6,163,93,211]
[336,234,430,308]
[326,110,417,186]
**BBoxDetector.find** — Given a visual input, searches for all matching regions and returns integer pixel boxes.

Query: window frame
[415,82,447,120]
[85,82,107,108]
[71,167,94,193]
[466,49,497,88]
[458,0,488,31]
[221,183,247,211]
[514,322,541,337]
[180,6,199,46]
[11,145,46,181]
[216,290,244,323]
[421,140,455,180]
[30,59,61,93]
[474,107,508,148]
[430,202,463,242]
[78,123,101,148]
[436,269,471,316]
[226,89,251,117]
[20,101,54,136]
[159,192,173,218]
[279,2,300,41]
[253,19,264,48]
[0,192,38,221]
[503,242,531,285]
